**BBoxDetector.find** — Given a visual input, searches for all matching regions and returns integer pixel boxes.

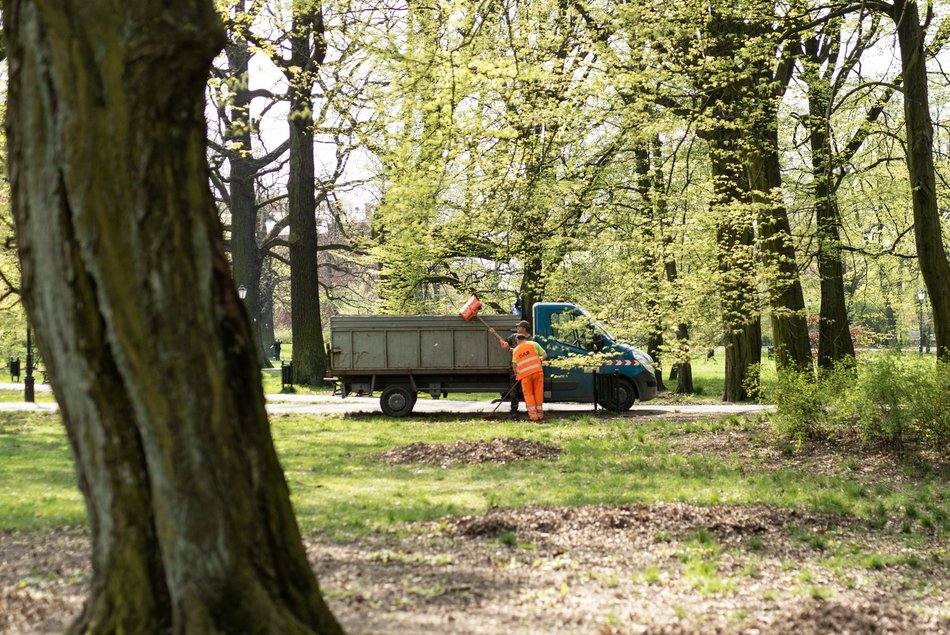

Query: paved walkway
[0,384,772,418]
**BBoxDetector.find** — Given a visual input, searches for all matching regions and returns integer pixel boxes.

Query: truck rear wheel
[597,377,637,412]
[380,385,416,417]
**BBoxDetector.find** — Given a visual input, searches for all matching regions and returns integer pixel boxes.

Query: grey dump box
[328,303,658,417]
[329,315,517,416]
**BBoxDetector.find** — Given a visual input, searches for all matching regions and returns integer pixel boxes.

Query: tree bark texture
[223,10,273,368]
[799,36,856,370]
[695,8,765,400]
[892,0,950,360]
[709,132,762,401]
[634,144,667,391]
[4,2,343,633]
[746,118,813,372]
[288,0,329,384]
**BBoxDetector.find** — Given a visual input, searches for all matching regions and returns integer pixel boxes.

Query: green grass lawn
[2,410,947,543]
[260,367,334,395]
[655,352,792,403]
[0,388,57,403]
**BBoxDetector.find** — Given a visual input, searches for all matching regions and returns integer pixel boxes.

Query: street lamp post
[917,289,925,354]
[238,284,247,300]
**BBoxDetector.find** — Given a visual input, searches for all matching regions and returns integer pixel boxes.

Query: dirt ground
[2,436,948,635]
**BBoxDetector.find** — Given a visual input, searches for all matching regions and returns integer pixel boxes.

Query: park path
[0,382,771,418]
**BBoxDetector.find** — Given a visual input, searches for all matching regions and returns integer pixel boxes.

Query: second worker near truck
[512,333,547,422]
[489,320,532,413]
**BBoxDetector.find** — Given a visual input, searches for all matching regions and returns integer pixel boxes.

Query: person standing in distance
[488,320,531,351]
[512,333,547,422]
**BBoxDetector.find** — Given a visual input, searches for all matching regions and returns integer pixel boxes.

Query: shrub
[845,354,950,451]
[845,353,915,448]
[904,360,950,451]
[770,364,852,447]
[770,369,829,446]
[770,353,949,452]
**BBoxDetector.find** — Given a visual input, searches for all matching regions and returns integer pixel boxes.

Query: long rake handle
[477,315,508,346]
[488,379,520,416]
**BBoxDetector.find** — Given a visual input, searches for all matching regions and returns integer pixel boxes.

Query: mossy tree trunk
[288,0,329,385]
[4,1,343,633]
[222,7,277,368]
[890,0,950,360]
[709,133,762,401]
[698,8,763,402]
[802,33,856,370]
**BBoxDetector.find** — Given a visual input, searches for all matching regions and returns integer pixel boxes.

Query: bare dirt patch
[0,529,87,635]
[314,502,948,634]
[669,427,949,484]
[6,503,947,635]
[380,438,562,467]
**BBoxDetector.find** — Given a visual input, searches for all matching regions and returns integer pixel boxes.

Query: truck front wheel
[381,385,416,417]
[597,377,637,412]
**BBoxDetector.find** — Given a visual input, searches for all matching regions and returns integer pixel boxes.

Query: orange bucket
[459,294,482,320]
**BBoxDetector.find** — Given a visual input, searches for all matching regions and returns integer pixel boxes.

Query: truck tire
[597,377,637,412]
[381,385,416,417]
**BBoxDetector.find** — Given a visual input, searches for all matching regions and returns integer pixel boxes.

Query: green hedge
[771,352,949,452]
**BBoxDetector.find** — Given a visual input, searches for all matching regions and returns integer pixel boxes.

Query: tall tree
[210,0,289,366]
[3,1,343,632]
[634,141,667,391]
[288,0,330,384]
[694,3,766,400]
[797,9,884,369]
[744,33,813,373]
[887,0,950,359]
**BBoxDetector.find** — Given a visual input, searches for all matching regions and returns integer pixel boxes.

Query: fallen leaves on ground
[380,438,562,466]
[3,432,949,635]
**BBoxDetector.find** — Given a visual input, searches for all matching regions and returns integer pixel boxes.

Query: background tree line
[3,0,949,395]
[1,2,947,633]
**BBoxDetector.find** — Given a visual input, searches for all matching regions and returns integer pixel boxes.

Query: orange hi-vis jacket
[513,341,543,381]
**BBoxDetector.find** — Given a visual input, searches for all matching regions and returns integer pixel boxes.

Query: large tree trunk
[4,2,343,633]
[709,132,762,401]
[288,1,329,384]
[695,9,764,401]
[635,144,667,391]
[802,37,856,370]
[892,0,950,360]
[747,120,813,372]
[224,12,272,368]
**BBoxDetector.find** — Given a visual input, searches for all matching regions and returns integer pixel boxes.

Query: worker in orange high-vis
[489,320,532,413]
[511,333,547,422]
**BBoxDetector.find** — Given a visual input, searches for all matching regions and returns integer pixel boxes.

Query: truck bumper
[634,369,658,402]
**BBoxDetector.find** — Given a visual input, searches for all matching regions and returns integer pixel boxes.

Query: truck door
[541,308,596,403]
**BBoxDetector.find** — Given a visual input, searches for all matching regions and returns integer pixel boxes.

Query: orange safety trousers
[520,372,544,421]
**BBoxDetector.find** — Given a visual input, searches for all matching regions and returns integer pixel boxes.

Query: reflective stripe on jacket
[513,341,543,380]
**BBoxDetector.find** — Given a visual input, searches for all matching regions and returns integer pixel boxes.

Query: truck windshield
[550,309,613,352]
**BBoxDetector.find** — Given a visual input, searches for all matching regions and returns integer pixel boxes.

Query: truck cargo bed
[330,315,517,373]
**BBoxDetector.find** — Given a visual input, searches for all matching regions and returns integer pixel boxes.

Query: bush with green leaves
[842,354,949,450]
[769,364,852,447]
[771,353,949,452]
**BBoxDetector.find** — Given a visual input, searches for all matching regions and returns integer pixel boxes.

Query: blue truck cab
[532,302,658,409]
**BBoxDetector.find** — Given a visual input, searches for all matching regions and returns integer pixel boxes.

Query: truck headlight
[632,350,654,371]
